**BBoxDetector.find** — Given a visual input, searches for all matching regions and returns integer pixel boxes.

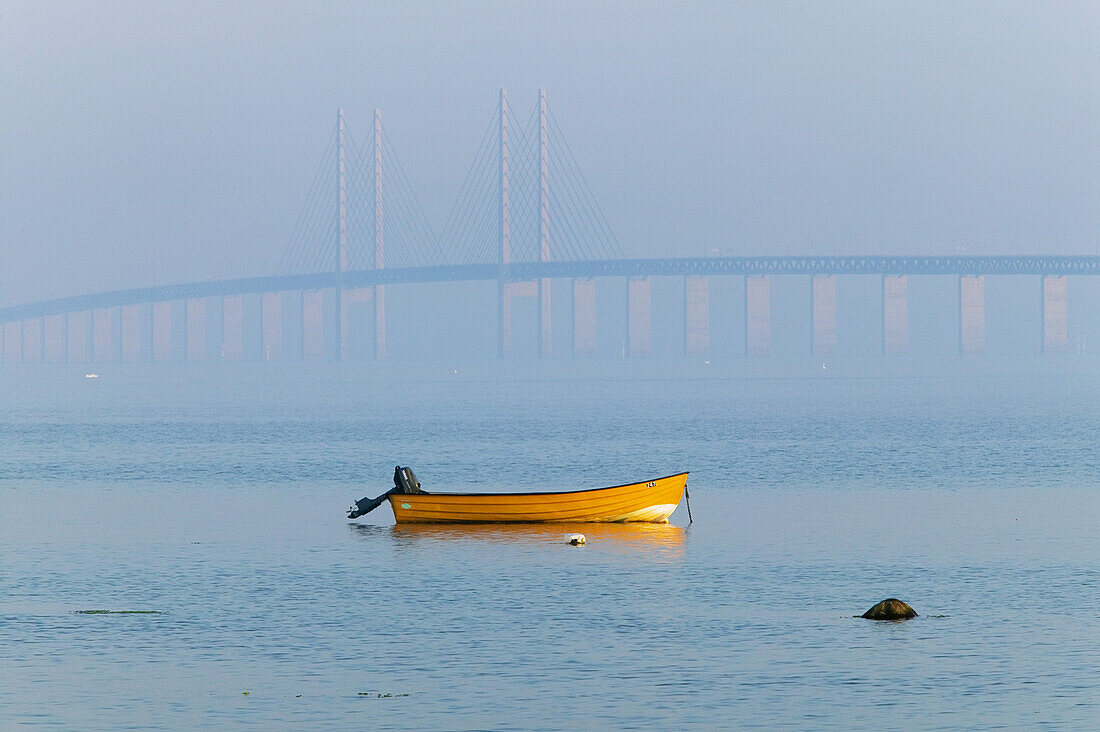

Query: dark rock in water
[861,598,917,620]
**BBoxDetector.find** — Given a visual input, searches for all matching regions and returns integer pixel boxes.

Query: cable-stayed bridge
[3,89,1099,364]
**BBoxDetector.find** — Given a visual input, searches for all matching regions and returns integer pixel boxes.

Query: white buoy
[566,534,586,546]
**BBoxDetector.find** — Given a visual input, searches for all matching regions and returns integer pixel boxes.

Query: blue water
[3,373,1099,729]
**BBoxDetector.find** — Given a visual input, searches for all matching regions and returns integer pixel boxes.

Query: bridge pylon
[497,88,511,358]
[373,108,386,361]
[335,108,348,361]
[500,88,556,358]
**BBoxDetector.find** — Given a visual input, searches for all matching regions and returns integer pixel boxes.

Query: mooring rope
[685,485,693,525]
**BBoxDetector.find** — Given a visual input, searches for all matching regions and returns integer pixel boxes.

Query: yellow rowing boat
[348,467,689,524]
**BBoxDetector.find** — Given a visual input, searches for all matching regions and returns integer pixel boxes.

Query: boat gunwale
[385,472,689,500]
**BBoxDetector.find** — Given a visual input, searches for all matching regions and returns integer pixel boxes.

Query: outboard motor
[348,466,425,519]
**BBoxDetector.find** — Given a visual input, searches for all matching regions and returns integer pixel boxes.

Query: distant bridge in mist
[2,90,1097,364]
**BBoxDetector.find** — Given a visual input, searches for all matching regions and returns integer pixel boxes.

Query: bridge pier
[3,321,22,363]
[302,290,325,360]
[499,284,511,357]
[376,286,386,360]
[121,304,150,362]
[221,295,243,360]
[43,314,65,363]
[206,298,222,361]
[341,287,382,361]
[92,308,111,362]
[21,317,43,363]
[684,276,708,357]
[26,319,38,363]
[186,298,206,361]
[811,275,837,355]
[84,310,95,362]
[145,304,155,360]
[882,275,908,353]
[84,310,96,362]
[63,312,78,363]
[572,278,596,356]
[280,291,303,361]
[501,281,537,357]
[152,302,172,361]
[539,279,551,357]
[243,295,264,360]
[66,311,88,362]
[959,275,986,353]
[745,275,770,355]
[170,301,187,362]
[498,280,551,357]
[110,307,123,363]
[120,305,137,361]
[36,317,45,361]
[46,314,64,363]
[627,277,651,357]
[262,292,283,361]
[338,289,353,360]
[62,314,73,362]
[61,313,72,362]
[1041,275,1068,352]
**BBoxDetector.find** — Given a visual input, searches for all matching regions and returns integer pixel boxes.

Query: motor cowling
[393,466,424,494]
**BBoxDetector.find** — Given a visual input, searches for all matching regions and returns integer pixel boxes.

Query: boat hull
[386,472,688,524]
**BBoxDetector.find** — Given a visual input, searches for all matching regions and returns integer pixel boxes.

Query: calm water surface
[2,373,1099,729]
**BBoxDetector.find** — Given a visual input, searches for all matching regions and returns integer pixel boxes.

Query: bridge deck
[5,256,1100,322]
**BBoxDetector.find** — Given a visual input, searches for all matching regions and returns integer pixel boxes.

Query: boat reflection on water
[349,521,686,557]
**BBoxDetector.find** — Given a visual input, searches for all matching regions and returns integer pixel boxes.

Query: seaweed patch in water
[358,692,410,698]
[74,610,167,615]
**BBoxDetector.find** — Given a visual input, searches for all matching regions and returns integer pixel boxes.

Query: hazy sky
[2,1,1098,305]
